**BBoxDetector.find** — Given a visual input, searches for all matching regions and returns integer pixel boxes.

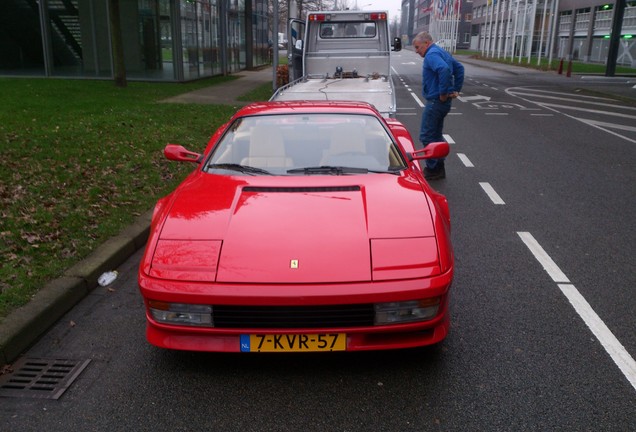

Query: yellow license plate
[240,333,346,352]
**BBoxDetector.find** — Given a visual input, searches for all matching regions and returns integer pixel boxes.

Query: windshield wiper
[287,166,400,175]
[206,163,272,175]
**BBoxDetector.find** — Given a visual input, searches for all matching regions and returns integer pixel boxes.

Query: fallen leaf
[1,364,14,376]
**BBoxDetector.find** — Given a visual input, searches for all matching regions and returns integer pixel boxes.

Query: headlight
[374,298,440,325]
[148,301,213,327]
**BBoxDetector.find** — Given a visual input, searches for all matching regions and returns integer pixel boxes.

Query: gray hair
[413,32,433,44]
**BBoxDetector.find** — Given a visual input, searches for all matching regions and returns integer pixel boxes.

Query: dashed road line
[438,84,636,393]
[479,182,505,205]
[409,92,424,107]
[457,153,474,167]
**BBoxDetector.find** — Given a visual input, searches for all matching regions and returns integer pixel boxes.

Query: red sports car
[138,101,453,352]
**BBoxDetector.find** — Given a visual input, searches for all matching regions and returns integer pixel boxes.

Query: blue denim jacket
[422,44,465,101]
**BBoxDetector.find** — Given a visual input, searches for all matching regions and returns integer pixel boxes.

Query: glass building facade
[0,0,271,81]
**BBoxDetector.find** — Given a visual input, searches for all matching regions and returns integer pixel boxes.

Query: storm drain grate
[0,358,91,400]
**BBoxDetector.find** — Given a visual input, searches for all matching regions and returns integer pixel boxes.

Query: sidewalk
[162,67,276,105]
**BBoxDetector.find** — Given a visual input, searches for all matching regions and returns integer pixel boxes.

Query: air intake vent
[213,304,375,328]
[243,186,360,193]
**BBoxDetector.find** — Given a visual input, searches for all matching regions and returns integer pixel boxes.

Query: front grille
[213,304,375,328]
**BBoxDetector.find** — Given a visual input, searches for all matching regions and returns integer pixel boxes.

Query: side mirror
[164,144,203,163]
[392,37,402,52]
[410,142,449,160]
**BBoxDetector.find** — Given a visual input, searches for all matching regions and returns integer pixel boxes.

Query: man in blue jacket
[413,31,464,180]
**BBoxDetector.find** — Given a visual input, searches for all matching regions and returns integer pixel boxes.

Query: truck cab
[273,11,401,117]
[289,11,400,80]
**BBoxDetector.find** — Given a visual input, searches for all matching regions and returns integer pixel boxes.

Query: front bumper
[139,269,452,352]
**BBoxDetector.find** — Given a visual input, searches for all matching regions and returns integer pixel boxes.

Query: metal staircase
[47,0,82,60]
[9,0,82,65]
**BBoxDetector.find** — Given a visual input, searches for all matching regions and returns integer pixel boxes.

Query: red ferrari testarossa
[138,100,453,352]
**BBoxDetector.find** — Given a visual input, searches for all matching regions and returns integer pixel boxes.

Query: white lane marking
[519,232,636,391]
[410,92,424,107]
[510,92,636,110]
[576,119,636,144]
[443,134,455,144]
[457,153,474,167]
[506,86,636,144]
[517,232,570,283]
[485,113,509,116]
[579,118,636,133]
[558,284,636,392]
[457,95,491,102]
[509,87,618,101]
[535,103,636,120]
[479,182,505,205]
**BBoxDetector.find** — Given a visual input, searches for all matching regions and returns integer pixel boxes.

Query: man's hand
[439,91,459,102]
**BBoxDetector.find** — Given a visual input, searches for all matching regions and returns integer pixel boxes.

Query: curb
[0,210,152,364]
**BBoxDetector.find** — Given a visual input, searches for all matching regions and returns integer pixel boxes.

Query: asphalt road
[1,51,635,431]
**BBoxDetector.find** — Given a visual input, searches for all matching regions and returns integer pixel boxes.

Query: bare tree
[332,0,355,11]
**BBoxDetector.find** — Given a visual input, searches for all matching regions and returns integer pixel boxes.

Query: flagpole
[547,0,559,66]
[512,0,520,59]
[504,0,513,60]
[492,0,498,58]
[443,0,448,50]
[497,0,503,58]
[481,0,487,56]
[488,0,494,57]
[527,0,537,64]
[537,0,548,66]
[454,0,461,52]
[518,0,528,63]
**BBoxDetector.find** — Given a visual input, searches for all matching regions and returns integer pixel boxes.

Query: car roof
[231,101,383,118]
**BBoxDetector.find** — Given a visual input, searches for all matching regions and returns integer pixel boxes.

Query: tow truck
[270,10,402,117]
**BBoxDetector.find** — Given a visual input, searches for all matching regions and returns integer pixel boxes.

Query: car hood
[151,174,440,283]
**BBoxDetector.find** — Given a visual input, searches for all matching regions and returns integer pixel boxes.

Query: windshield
[205,113,406,176]
[319,21,377,39]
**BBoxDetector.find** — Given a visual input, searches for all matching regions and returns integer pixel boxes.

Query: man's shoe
[424,164,446,180]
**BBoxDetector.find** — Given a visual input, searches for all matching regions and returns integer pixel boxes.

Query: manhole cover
[0,358,91,400]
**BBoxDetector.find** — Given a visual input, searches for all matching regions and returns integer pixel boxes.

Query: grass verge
[0,76,247,322]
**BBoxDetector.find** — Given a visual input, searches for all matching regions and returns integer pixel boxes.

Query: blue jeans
[419,98,452,169]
